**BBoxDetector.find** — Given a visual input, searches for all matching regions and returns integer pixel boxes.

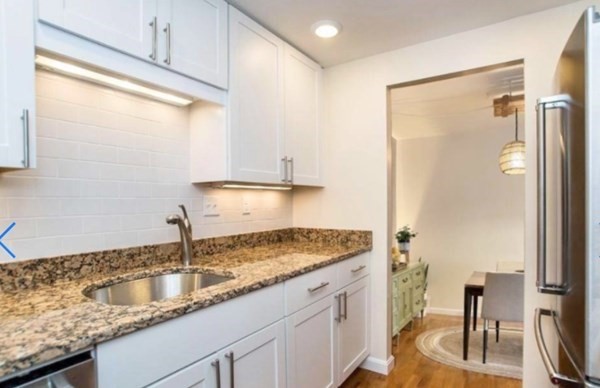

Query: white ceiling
[228,0,579,67]
[391,64,524,140]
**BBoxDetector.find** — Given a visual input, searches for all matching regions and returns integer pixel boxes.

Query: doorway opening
[387,60,526,376]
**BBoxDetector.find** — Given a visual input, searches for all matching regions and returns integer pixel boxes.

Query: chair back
[481,272,524,322]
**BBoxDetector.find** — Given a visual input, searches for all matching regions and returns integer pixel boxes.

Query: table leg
[463,287,471,360]
[473,295,478,331]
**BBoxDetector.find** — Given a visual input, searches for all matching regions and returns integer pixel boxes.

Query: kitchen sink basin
[85,272,234,306]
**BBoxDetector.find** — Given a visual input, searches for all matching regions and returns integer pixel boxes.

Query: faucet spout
[166,206,193,266]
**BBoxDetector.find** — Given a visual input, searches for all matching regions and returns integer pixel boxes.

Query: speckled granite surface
[0,228,371,379]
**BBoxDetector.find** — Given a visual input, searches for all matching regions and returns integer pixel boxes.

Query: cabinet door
[283,45,322,186]
[159,0,227,88]
[286,295,338,388]
[228,6,285,184]
[337,277,370,383]
[148,354,219,388]
[37,0,156,60]
[220,320,286,388]
[0,0,35,169]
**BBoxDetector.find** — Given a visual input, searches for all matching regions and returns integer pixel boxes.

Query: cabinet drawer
[397,273,412,288]
[285,264,338,315]
[337,253,369,287]
[413,292,424,312]
[412,266,425,283]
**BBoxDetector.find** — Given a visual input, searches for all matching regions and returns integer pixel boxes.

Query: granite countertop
[0,228,371,380]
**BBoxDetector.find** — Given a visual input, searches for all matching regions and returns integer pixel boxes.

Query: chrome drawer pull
[343,291,348,320]
[308,282,329,293]
[415,285,421,290]
[402,278,408,283]
[281,157,288,183]
[211,359,221,388]
[163,23,171,65]
[415,271,421,276]
[225,351,235,388]
[351,265,366,273]
[21,109,30,167]
[149,17,157,60]
[335,293,342,322]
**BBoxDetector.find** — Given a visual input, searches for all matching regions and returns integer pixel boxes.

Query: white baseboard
[426,307,469,317]
[359,355,395,375]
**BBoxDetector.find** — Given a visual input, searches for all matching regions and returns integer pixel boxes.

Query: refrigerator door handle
[536,95,571,295]
[534,308,582,386]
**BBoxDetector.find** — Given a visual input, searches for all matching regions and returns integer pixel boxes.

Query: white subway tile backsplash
[83,216,121,233]
[8,198,61,218]
[37,138,79,160]
[36,178,81,197]
[0,71,292,262]
[37,217,82,237]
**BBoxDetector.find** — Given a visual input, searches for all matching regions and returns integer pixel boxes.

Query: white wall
[396,128,525,313]
[0,71,292,262]
[293,1,599,384]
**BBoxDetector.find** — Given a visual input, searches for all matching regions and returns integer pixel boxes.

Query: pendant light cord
[514,107,519,141]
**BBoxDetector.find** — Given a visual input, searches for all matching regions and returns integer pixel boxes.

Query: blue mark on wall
[0,222,16,259]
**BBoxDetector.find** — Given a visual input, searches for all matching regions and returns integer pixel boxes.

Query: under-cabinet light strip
[35,55,194,106]
[217,184,292,191]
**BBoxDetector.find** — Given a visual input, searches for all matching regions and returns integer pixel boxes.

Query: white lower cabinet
[96,254,370,388]
[286,256,370,388]
[151,320,286,388]
[286,296,337,388]
[337,277,370,384]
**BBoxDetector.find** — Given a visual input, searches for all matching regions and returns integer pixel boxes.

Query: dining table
[463,271,486,360]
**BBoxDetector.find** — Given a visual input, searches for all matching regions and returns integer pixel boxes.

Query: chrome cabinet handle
[351,265,366,273]
[21,109,29,168]
[335,293,342,322]
[288,157,294,184]
[149,17,157,60]
[534,308,581,385]
[163,23,171,65]
[308,281,329,293]
[225,351,235,388]
[342,291,348,321]
[415,284,421,290]
[211,359,222,388]
[402,278,408,283]
[281,156,288,183]
[536,95,570,295]
[415,271,421,276]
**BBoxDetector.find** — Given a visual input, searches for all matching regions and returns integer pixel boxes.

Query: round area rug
[415,326,523,379]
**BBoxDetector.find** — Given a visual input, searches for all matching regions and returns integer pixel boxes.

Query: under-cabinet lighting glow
[35,55,194,106]
[215,184,292,191]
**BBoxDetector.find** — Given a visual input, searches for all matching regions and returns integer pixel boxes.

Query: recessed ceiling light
[311,20,342,38]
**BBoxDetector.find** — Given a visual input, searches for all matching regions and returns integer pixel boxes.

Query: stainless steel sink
[85,272,234,306]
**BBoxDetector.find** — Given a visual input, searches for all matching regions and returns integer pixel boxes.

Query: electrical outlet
[203,196,219,217]
[242,197,251,215]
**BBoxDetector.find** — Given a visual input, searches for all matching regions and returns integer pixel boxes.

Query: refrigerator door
[536,6,600,386]
[585,6,600,385]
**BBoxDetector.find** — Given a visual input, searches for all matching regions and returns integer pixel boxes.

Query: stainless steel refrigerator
[535,6,600,387]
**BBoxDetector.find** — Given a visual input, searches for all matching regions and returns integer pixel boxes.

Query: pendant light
[499,108,525,175]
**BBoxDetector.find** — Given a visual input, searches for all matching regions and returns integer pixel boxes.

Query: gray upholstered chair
[481,272,524,363]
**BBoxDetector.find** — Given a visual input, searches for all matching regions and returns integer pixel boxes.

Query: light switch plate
[203,196,219,217]
[242,197,251,215]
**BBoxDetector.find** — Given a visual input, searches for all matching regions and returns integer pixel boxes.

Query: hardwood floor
[341,314,522,388]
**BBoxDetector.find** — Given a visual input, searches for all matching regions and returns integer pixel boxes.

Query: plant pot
[398,242,410,252]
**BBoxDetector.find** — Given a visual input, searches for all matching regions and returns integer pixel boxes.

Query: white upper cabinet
[158,0,228,88]
[192,5,322,186]
[37,0,156,60]
[0,0,35,170]
[228,6,285,184]
[284,45,322,186]
[37,0,228,89]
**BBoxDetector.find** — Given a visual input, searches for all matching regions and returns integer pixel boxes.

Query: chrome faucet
[166,204,193,267]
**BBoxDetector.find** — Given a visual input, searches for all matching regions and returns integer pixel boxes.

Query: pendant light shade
[499,108,525,175]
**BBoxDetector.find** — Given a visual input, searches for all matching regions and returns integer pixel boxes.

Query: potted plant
[396,225,417,252]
